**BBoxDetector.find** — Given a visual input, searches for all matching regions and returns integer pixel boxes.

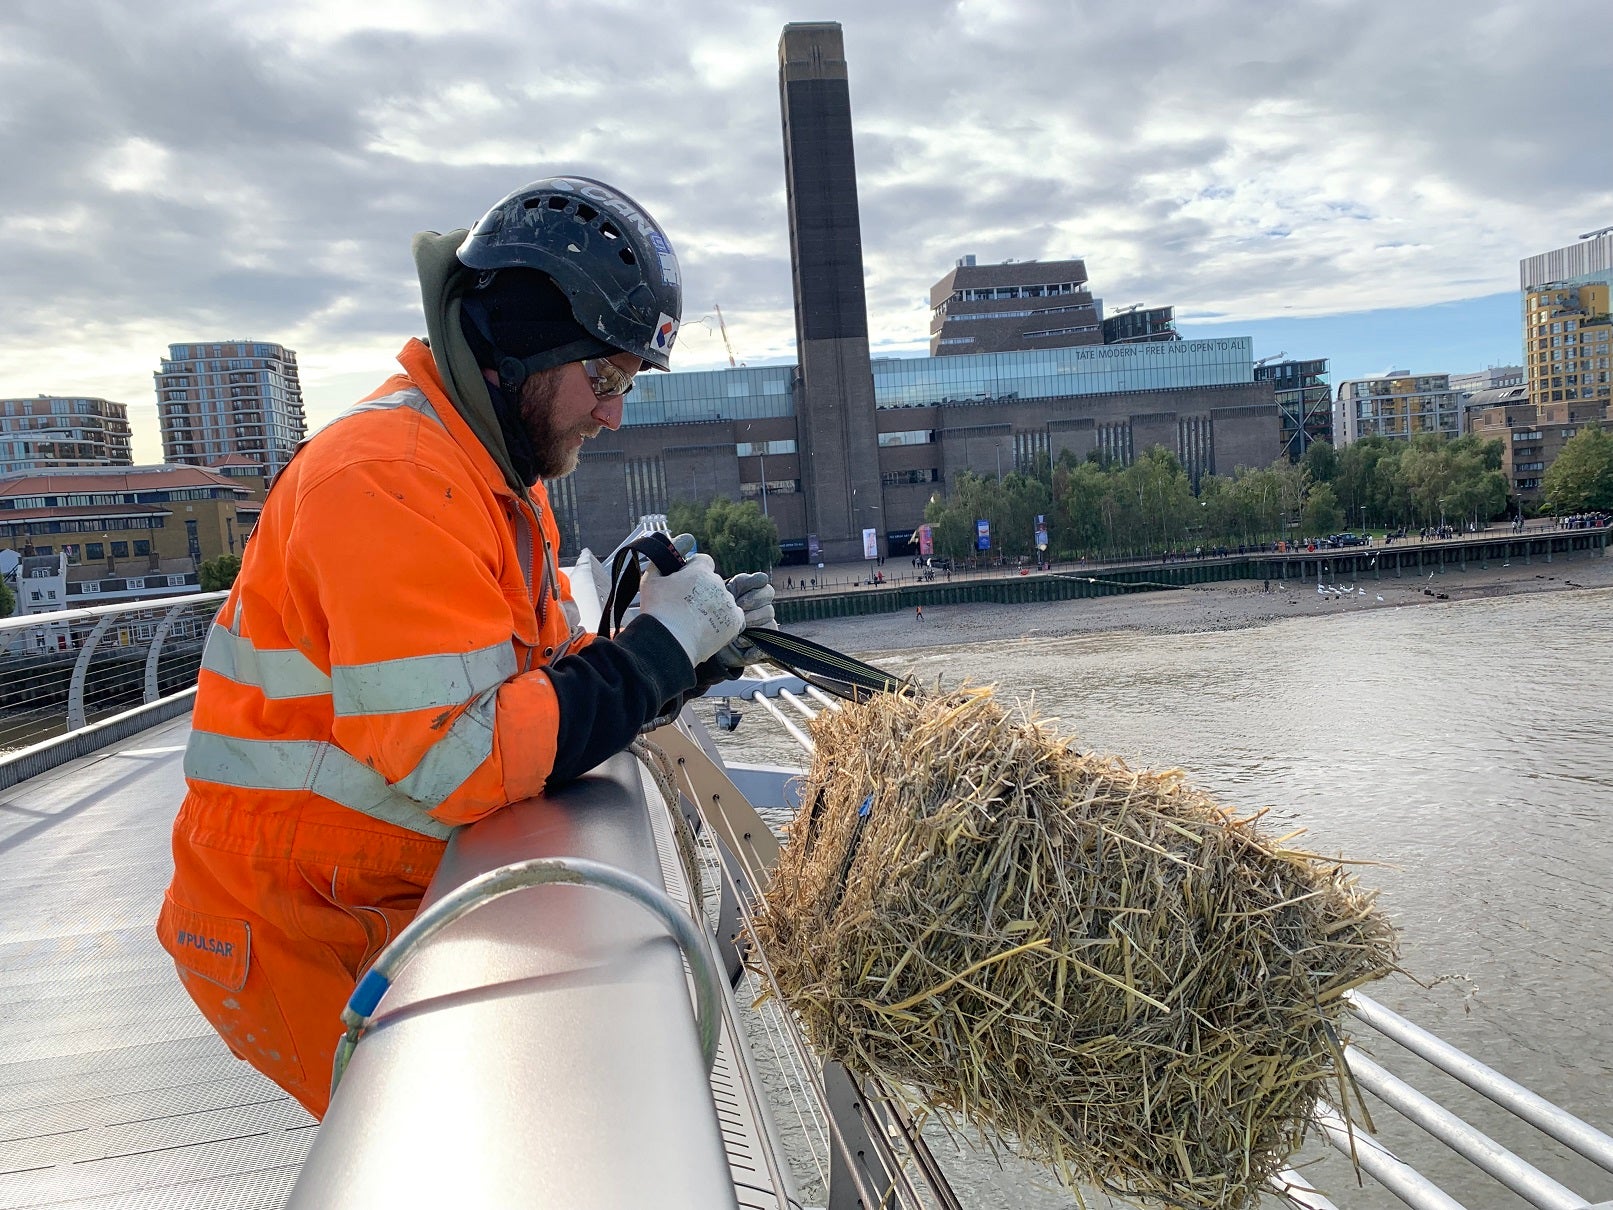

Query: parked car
[1329,532,1368,547]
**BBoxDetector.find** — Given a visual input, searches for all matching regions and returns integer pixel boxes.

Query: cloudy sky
[3,0,1609,463]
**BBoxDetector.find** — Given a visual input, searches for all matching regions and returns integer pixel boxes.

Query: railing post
[65,614,118,731]
[144,601,202,704]
[825,1061,897,1210]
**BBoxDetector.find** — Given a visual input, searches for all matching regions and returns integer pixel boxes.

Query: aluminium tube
[287,751,738,1210]
[1349,991,1613,1176]
[1345,1049,1587,1210]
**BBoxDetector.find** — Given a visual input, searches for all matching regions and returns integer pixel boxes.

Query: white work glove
[718,571,777,669]
[639,549,745,670]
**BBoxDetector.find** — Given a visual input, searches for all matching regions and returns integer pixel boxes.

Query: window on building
[85,542,104,559]
[735,439,798,456]
[111,541,129,557]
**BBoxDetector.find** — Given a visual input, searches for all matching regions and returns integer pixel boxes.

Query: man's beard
[519,368,599,480]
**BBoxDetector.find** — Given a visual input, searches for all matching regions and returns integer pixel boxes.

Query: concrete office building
[929,257,1104,356]
[1332,373,1462,445]
[155,340,306,479]
[0,396,133,474]
[546,21,1278,563]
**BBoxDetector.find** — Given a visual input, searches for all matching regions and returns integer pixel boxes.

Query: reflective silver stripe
[201,623,333,700]
[328,385,443,429]
[185,731,455,840]
[392,687,498,807]
[331,642,516,717]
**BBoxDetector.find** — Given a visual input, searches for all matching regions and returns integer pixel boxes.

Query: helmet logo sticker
[654,314,679,354]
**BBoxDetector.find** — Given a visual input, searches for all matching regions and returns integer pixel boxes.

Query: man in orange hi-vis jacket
[156,177,775,1117]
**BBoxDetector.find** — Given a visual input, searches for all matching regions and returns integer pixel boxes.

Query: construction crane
[1253,351,1289,369]
[713,303,738,368]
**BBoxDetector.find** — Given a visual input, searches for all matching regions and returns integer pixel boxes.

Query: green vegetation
[1542,427,1613,514]
[918,435,1512,561]
[199,553,243,592]
[667,498,781,575]
[0,573,14,619]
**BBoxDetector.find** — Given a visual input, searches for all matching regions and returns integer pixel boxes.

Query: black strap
[738,628,910,703]
[601,532,686,637]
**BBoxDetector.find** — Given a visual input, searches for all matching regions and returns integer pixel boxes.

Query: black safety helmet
[457,176,682,372]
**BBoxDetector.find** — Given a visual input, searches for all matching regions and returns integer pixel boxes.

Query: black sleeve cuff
[542,616,696,789]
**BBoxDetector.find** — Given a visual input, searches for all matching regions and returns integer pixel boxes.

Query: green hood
[411,229,528,498]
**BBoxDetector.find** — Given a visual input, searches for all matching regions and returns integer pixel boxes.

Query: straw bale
[751,687,1398,1210]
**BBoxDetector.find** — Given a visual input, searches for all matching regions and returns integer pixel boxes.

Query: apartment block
[0,396,133,474]
[1469,392,1611,499]
[1332,372,1462,444]
[155,340,306,478]
[1524,282,1611,410]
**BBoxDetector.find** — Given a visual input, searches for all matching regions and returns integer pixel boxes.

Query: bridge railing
[0,592,225,786]
[286,749,751,1210]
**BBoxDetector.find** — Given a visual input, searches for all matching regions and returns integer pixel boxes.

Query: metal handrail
[1,591,225,776]
[1348,991,1613,1177]
[0,589,225,633]
[288,751,742,1210]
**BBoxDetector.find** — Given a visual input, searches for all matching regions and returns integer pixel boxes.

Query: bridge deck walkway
[0,715,316,1209]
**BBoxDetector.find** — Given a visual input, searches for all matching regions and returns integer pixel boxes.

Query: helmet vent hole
[545,196,568,211]
[618,248,637,266]
[575,203,598,222]
[599,221,620,240]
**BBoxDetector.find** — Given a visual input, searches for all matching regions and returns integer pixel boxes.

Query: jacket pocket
[295,861,425,980]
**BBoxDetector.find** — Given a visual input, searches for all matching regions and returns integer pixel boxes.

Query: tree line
[920,434,1519,563]
[633,424,1613,576]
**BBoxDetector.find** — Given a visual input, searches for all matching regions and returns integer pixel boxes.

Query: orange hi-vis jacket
[158,339,692,1117]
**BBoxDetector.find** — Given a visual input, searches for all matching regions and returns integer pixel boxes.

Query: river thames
[714,587,1613,1208]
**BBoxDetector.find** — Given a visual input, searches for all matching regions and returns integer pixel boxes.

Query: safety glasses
[581,358,636,399]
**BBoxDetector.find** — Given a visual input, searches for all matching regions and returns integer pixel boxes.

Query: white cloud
[0,0,1608,464]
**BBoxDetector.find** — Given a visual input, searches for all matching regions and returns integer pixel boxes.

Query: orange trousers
[157,793,444,1118]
